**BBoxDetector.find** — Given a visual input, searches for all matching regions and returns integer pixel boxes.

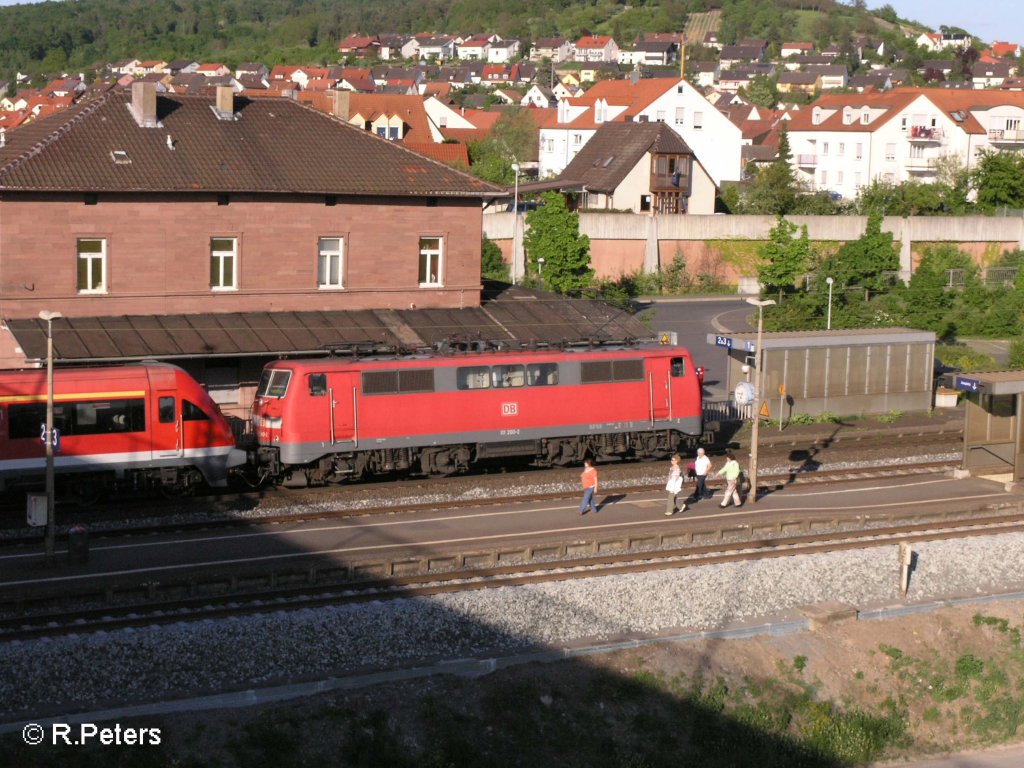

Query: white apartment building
[537,77,742,185]
[786,88,1024,201]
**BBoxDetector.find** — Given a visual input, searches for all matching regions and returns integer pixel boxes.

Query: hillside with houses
[0,5,1022,210]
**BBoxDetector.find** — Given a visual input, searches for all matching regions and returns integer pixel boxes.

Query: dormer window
[110,150,131,165]
[861,111,870,125]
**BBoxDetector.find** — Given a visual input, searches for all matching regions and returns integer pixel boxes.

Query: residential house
[337,34,380,58]
[196,63,231,78]
[487,40,521,64]
[574,36,620,63]
[552,80,578,100]
[781,42,814,58]
[777,71,821,96]
[991,42,1022,59]
[521,85,556,108]
[719,45,765,69]
[538,75,742,185]
[530,37,573,63]
[416,36,457,62]
[481,65,515,86]
[618,41,676,67]
[785,87,1024,201]
[135,60,168,76]
[690,61,719,89]
[166,59,199,75]
[378,34,417,61]
[553,121,715,215]
[579,63,620,82]
[919,60,958,81]
[784,55,833,72]
[236,63,269,80]
[457,35,492,60]
[972,61,1013,89]
[916,32,972,52]
[807,65,849,90]
[111,59,141,76]
[702,32,721,51]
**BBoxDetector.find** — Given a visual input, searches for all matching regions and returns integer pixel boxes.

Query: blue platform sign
[714,335,732,348]
[954,376,980,393]
[745,340,756,352]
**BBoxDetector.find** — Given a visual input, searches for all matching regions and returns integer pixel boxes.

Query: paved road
[876,742,1024,767]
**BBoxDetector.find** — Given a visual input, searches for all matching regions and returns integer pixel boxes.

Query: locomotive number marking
[501,402,518,416]
[500,429,521,436]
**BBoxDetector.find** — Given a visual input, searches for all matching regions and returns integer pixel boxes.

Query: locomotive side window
[182,400,210,421]
[308,374,327,397]
[457,366,490,390]
[256,369,292,398]
[159,396,175,423]
[527,363,559,386]
[670,357,686,377]
[491,365,525,388]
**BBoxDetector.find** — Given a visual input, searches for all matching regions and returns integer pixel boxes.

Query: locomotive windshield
[256,369,292,398]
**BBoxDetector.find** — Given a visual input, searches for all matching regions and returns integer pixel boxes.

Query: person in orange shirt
[579,457,599,515]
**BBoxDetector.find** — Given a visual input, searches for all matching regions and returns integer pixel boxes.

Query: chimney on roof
[130,81,158,127]
[214,85,235,120]
[332,88,351,120]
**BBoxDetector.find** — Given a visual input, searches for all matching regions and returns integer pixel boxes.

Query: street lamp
[537,257,545,291]
[825,276,834,330]
[38,310,61,565]
[511,162,520,216]
[745,298,775,505]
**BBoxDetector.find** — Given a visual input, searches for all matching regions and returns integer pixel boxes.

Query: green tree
[523,192,593,294]
[466,107,537,185]
[758,216,812,296]
[740,75,778,108]
[901,245,965,337]
[822,210,899,294]
[971,150,1024,212]
[481,234,509,282]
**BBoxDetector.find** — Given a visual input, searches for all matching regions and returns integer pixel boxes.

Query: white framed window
[822,142,829,155]
[855,172,862,187]
[572,133,582,146]
[885,143,896,161]
[76,238,106,293]
[820,169,828,185]
[210,237,237,290]
[418,236,443,286]
[693,111,703,130]
[318,237,344,288]
[837,170,844,184]
[838,142,845,156]
[655,110,665,122]
[856,143,863,160]
[674,107,685,125]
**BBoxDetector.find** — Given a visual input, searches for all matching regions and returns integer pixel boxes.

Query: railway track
[1,509,1020,644]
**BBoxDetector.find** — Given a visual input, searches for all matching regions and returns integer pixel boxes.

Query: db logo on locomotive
[501,402,518,416]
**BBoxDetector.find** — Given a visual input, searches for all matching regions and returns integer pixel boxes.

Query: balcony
[908,125,944,142]
[905,156,936,172]
[795,154,817,167]
[989,128,1024,144]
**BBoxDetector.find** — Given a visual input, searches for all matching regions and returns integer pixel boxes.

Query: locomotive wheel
[70,478,102,507]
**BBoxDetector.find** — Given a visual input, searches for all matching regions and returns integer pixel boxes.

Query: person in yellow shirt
[716,450,743,508]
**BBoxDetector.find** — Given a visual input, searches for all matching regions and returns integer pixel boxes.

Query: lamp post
[511,162,520,216]
[38,310,61,565]
[825,276,834,330]
[745,298,775,505]
[537,257,545,291]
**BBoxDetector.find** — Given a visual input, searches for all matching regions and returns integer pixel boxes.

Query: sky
[0,0,1021,48]
[879,1,1024,46]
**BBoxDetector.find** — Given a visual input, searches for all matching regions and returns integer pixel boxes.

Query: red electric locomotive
[0,362,247,499]
[251,344,702,485]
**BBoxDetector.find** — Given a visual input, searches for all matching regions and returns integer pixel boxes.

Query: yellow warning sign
[759,400,770,418]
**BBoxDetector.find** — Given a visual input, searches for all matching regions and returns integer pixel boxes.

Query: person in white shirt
[691,447,712,503]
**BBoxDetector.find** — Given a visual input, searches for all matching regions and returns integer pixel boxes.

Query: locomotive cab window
[527,363,559,386]
[457,366,490,390]
[670,357,686,377]
[492,365,525,388]
[256,369,291,398]
[308,374,327,397]
[159,396,175,423]
[182,400,210,421]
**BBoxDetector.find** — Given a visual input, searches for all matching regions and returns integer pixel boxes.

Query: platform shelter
[948,371,1024,480]
[705,328,936,420]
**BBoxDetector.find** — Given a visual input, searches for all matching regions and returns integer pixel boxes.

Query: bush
[934,344,997,372]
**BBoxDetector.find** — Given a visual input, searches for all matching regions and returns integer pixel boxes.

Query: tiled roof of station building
[8,283,652,364]
[0,90,502,198]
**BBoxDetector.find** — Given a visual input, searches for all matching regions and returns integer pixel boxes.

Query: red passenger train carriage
[251,344,702,485]
[0,362,246,498]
